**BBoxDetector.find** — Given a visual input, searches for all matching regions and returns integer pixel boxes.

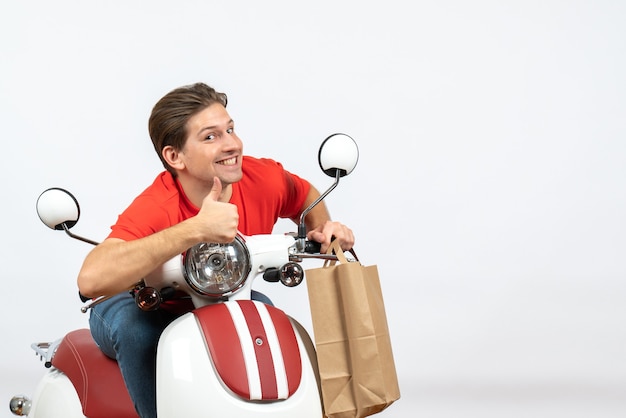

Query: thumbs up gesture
[195,177,239,243]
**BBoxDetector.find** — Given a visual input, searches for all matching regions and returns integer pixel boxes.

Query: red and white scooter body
[19,302,322,418]
[157,301,322,417]
[15,234,323,418]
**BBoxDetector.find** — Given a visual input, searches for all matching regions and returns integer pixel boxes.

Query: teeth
[218,158,237,166]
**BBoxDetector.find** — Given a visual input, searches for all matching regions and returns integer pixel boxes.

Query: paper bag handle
[324,239,359,266]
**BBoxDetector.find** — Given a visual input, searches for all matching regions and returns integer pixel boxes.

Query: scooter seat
[52,328,138,418]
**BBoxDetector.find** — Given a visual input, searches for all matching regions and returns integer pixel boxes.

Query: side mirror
[36,188,99,246]
[36,188,80,230]
[318,133,359,178]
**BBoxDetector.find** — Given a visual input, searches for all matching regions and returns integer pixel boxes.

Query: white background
[1,1,625,417]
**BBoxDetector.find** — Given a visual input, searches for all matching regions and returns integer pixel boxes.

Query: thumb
[208,177,222,201]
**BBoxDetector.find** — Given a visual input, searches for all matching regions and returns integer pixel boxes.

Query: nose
[223,131,242,149]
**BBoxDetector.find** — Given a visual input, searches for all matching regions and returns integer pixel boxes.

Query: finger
[340,228,355,250]
[208,177,222,201]
[306,229,323,243]
[321,222,336,244]
[326,223,354,251]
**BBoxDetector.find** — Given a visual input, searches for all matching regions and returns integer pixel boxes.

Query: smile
[217,157,237,166]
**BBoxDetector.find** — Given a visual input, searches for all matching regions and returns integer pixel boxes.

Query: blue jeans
[89,290,273,418]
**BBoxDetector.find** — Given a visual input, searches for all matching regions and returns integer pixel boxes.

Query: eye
[205,134,216,141]
[226,127,234,134]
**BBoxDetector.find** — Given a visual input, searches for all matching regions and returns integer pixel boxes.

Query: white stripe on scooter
[225,302,262,400]
[254,301,289,399]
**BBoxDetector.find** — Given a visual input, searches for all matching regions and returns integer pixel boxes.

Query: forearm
[77,219,204,298]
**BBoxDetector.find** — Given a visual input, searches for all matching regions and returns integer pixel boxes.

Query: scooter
[10,133,359,418]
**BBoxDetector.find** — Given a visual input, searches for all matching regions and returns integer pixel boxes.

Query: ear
[162,145,185,171]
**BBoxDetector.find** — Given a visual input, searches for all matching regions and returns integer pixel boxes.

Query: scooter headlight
[182,236,251,297]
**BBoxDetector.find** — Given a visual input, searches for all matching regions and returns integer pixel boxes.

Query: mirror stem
[297,169,342,251]
[62,223,100,246]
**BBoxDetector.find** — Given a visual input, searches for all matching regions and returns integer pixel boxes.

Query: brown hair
[148,82,228,175]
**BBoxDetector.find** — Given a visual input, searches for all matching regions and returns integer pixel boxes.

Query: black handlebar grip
[305,240,322,254]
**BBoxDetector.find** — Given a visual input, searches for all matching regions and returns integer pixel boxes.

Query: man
[77,82,354,417]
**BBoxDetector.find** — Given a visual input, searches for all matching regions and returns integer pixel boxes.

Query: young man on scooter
[76,82,354,418]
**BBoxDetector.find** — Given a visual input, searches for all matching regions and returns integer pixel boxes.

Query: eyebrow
[196,119,234,136]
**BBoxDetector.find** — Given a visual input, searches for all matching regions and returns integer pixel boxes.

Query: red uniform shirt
[108,156,311,240]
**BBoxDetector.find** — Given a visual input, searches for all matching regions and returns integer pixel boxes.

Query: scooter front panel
[155,303,322,417]
[194,300,302,400]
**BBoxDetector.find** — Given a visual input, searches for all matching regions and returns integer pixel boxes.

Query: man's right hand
[195,177,239,243]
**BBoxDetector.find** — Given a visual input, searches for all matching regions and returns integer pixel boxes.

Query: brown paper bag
[306,240,400,418]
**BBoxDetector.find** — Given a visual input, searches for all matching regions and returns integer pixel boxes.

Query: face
[171,103,244,188]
